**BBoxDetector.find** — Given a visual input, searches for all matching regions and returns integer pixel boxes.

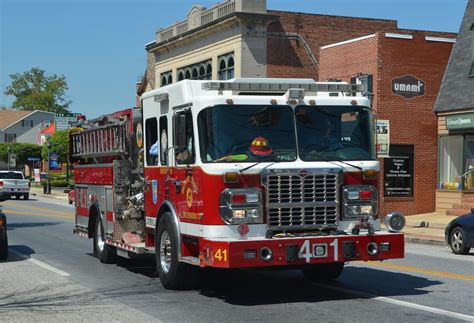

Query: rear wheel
[155,212,199,290]
[302,263,344,282]
[0,235,8,261]
[94,217,116,263]
[450,227,470,255]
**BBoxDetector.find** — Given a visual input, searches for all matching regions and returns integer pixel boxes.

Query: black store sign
[384,145,414,197]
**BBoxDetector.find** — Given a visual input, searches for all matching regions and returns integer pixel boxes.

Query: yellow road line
[4,209,74,220]
[3,202,72,216]
[359,261,474,282]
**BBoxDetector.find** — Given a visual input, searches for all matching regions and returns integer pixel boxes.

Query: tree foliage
[4,67,71,114]
[41,130,69,163]
[0,143,42,166]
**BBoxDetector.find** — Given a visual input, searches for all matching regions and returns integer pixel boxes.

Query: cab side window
[145,117,158,166]
[159,116,168,166]
[174,110,195,165]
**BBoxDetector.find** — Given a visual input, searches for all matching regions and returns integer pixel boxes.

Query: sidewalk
[30,185,69,202]
[403,212,455,246]
[28,186,456,246]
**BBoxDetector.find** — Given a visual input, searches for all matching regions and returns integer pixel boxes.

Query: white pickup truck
[0,171,30,200]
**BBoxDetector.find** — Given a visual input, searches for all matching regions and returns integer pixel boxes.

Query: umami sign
[391,75,425,99]
[446,113,474,130]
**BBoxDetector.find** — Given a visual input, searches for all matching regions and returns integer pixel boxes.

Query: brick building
[319,32,455,216]
[434,0,474,216]
[141,0,411,92]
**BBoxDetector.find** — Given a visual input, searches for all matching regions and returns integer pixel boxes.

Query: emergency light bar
[154,93,169,102]
[201,79,366,94]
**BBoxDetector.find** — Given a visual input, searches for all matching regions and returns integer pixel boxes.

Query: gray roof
[434,0,474,113]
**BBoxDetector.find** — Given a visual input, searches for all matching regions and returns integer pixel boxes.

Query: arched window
[167,75,172,84]
[218,58,227,80]
[218,52,234,80]
[185,69,191,79]
[192,67,199,80]
[206,63,212,80]
[161,76,167,86]
[199,65,206,80]
[178,71,184,81]
[227,56,234,80]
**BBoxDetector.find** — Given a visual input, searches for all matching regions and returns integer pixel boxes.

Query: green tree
[0,143,42,167]
[4,67,71,113]
[41,130,69,163]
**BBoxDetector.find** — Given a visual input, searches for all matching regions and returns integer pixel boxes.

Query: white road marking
[316,283,474,322]
[9,249,70,277]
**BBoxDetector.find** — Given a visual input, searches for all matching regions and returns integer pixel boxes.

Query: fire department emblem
[136,122,143,148]
[186,187,193,208]
[152,180,158,204]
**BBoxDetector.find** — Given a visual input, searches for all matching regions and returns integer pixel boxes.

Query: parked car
[445,208,474,255]
[68,187,75,205]
[0,204,8,260]
[0,171,30,200]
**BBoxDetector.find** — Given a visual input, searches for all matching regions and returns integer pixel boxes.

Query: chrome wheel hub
[160,231,172,273]
[96,223,105,253]
[452,231,464,251]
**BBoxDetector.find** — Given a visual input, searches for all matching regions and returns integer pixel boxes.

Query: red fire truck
[71,78,405,290]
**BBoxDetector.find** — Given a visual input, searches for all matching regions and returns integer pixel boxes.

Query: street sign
[9,154,16,167]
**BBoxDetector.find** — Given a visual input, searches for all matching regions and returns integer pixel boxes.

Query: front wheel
[23,194,29,200]
[302,263,344,282]
[155,213,199,290]
[94,217,116,263]
[450,227,470,255]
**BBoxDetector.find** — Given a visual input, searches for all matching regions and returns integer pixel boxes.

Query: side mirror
[174,114,187,149]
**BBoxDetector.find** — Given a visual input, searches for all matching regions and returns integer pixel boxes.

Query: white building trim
[321,34,376,49]
[425,36,456,43]
[384,33,413,40]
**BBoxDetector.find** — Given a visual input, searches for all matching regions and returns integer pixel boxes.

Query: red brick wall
[266,11,399,79]
[320,32,454,216]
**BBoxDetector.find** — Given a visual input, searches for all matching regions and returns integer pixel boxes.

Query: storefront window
[464,136,474,190]
[439,136,463,190]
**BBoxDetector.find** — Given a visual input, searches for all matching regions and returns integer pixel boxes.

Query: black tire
[68,199,73,205]
[302,262,344,282]
[449,227,470,255]
[155,212,199,290]
[0,235,8,261]
[23,194,29,200]
[94,217,116,263]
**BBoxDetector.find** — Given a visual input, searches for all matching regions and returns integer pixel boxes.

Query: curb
[405,236,446,246]
[31,192,68,201]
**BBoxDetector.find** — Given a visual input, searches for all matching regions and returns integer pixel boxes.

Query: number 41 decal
[298,239,339,263]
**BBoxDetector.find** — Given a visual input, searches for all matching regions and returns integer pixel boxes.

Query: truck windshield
[198,105,297,163]
[295,105,375,161]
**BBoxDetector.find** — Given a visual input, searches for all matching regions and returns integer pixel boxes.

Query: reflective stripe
[179,222,267,239]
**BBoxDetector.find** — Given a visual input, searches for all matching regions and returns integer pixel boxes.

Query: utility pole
[7,146,10,172]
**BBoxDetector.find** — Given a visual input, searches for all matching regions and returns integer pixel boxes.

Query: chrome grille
[265,172,340,230]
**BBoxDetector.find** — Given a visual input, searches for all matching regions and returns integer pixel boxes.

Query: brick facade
[266,11,399,79]
[320,32,455,216]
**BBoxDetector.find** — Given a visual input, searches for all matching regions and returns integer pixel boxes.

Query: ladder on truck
[70,121,130,159]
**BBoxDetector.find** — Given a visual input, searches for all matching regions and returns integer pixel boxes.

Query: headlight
[342,185,378,220]
[384,212,405,232]
[219,188,263,224]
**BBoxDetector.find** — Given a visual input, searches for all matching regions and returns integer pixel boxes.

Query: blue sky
[0,0,468,118]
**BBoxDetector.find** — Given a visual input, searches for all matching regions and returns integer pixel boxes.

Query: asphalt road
[1,196,473,322]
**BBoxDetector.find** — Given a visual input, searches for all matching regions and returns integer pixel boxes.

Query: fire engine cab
[71,78,405,290]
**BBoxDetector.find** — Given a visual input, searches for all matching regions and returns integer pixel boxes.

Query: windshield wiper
[327,160,363,171]
[239,155,275,173]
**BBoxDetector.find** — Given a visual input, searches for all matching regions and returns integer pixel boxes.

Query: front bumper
[199,232,404,268]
